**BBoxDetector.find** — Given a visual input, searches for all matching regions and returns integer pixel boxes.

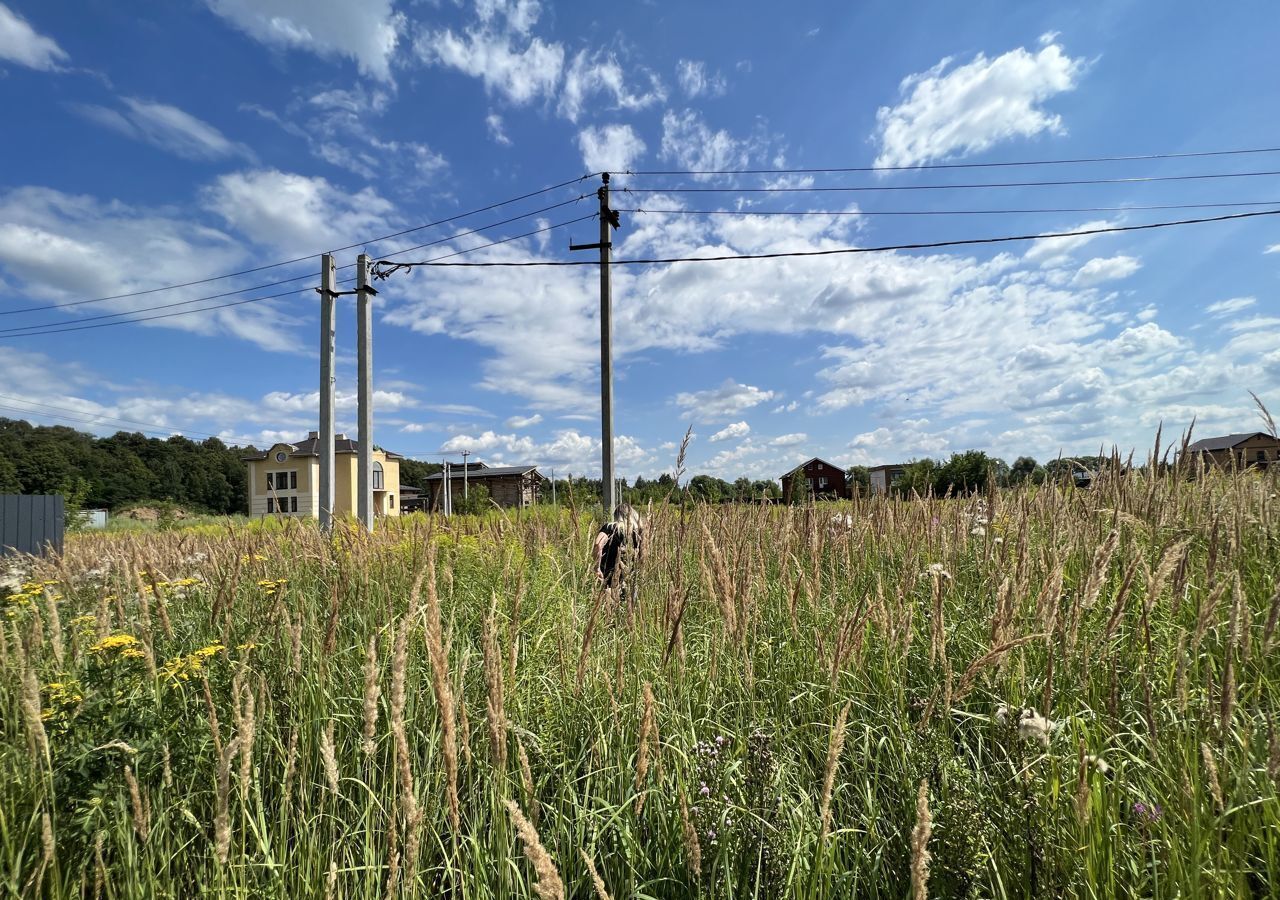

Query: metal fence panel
[0,495,65,557]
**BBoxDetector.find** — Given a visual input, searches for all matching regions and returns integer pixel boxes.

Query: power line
[374,213,597,279]
[621,169,1280,194]
[627,144,1280,176]
[374,208,1280,269]
[0,196,590,334]
[616,200,1280,217]
[0,175,598,316]
[0,215,594,338]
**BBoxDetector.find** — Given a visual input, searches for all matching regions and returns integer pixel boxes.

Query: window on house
[1257,450,1267,462]
[289,471,298,489]
[290,496,298,513]
[267,497,275,513]
[266,472,274,490]
[373,461,385,490]
[805,478,813,490]
[818,476,828,488]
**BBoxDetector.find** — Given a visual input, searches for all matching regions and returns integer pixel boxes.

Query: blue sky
[1,0,1278,481]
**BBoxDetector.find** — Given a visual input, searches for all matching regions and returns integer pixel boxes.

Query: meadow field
[2,465,1278,898]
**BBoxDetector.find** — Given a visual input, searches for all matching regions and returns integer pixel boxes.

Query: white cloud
[1023,220,1115,264]
[438,427,651,475]
[506,413,542,428]
[0,4,68,71]
[708,421,750,442]
[769,432,807,447]
[674,379,776,419]
[676,59,726,98]
[773,401,798,413]
[874,39,1087,168]
[1265,244,1280,254]
[1206,297,1256,317]
[559,49,665,122]
[660,109,752,174]
[1071,255,1141,286]
[72,97,253,162]
[203,0,403,81]
[417,2,563,106]
[203,169,397,256]
[577,124,646,174]
[486,112,512,146]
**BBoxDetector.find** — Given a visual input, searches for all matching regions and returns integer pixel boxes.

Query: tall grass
[1,461,1278,898]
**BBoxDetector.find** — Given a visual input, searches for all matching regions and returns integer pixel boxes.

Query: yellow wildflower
[193,643,226,659]
[90,633,142,655]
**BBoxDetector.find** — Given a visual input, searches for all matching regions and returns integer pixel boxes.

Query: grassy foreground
[2,470,1279,898]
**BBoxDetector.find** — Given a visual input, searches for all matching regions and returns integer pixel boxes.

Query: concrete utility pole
[356,253,376,531]
[318,253,337,534]
[461,449,470,501]
[442,461,451,517]
[571,173,621,514]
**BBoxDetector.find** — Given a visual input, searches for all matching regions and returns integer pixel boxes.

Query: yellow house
[242,432,402,520]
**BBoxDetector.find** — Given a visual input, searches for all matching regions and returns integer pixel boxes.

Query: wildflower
[90,633,142,655]
[1132,801,1162,822]
[922,563,952,580]
[699,783,710,797]
[971,526,987,537]
[1086,754,1111,776]
[193,643,226,659]
[121,647,147,660]
[236,642,258,651]
[995,704,1056,747]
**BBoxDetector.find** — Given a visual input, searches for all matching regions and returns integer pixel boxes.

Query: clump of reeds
[361,633,380,756]
[634,682,657,815]
[422,551,460,833]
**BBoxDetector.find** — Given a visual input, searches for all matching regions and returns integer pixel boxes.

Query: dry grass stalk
[953,634,1048,703]
[389,618,418,829]
[237,673,257,796]
[422,551,461,832]
[215,737,240,865]
[1074,741,1090,823]
[819,701,851,842]
[634,682,657,815]
[483,594,508,773]
[320,720,340,796]
[19,659,50,765]
[325,858,339,900]
[361,633,381,756]
[1267,716,1280,782]
[679,788,702,879]
[124,764,150,842]
[93,832,105,900]
[1081,529,1120,609]
[504,798,564,900]
[281,728,299,816]
[1192,579,1228,654]
[910,779,932,900]
[42,588,64,667]
[581,849,614,900]
[1200,742,1225,813]
[517,735,536,822]
[1262,584,1280,653]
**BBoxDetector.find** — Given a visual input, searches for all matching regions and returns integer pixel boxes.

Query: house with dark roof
[1185,432,1279,471]
[241,432,403,519]
[422,463,545,509]
[780,457,851,501]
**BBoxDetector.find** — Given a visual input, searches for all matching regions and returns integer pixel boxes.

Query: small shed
[1,495,66,557]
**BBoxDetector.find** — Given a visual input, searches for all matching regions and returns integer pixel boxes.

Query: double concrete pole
[598,174,616,515]
[319,252,376,535]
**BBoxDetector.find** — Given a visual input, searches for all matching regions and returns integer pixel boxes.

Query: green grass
[2,469,1278,898]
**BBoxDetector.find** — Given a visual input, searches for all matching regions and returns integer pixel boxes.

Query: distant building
[868,464,906,495]
[780,458,851,501]
[399,485,427,514]
[423,463,545,510]
[81,509,109,529]
[241,432,402,519]
[1185,432,1279,470]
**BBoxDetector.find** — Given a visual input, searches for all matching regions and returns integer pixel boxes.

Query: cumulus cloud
[204,0,404,81]
[674,380,776,419]
[438,427,651,474]
[416,0,563,105]
[559,49,664,121]
[769,432,807,447]
[71,97,254,162]
[874,39,1087,168]
[203,169,397,256]
[708,421,750,442]
[0,3,68,71]
[506,413,542,428]
[577,124,646,174]
[1071,255,1141,286]
[660,109,752,174]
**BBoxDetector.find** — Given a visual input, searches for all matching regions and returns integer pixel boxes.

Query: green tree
[934,450,994,496]
[846,465,870,496]
[1010,456,1038,485]
[895,459,938,496]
